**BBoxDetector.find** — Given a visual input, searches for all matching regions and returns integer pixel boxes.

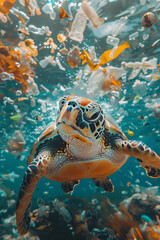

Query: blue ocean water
[0,0,160,239]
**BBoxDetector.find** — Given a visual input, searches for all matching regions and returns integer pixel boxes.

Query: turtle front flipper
[117,140,160,178]
[16,157,48,235]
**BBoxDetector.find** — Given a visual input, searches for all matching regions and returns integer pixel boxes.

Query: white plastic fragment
[16,90,22,96]
[138,43,144,48]
[112,16,128,37]
[106,36,120,46]
[0,72,15,81]
[37,99,47,113]
[143,32,149,41]
[39,56,56,68]
[129,32,139,40]
[106,36,120,58]
[55,56,65,71]
[0,12,7,23]
[88,46,99,63]
[139,0,146,5]
[69,6,87,42]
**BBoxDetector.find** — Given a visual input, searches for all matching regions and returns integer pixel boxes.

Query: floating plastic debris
[0,12,7,23]
[7,130,25,156]
[28,25,49,36]
[132,80,147,97]
[87,67,122,96]
[10,7,30,23]
[112,16,128,37]
[128,130,134,136]
[67,46,81,67]
[39,56,56,68]
[81,0,104,27]
[19,0,41,16]
[44,38,57,54]
[0,0,16,16]
[42,2,56,20]
[69,6,87,42]
[129,32,139,41]
[80,41,130,71]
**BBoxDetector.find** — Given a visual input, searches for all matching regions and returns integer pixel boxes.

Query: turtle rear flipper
[117,140,160,178]
[93,177,114,192]
[16,157,48,235]
[61,180,79,193]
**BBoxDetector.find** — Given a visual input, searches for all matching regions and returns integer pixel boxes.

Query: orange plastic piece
[44,38,57,54]
[59,7,70,18]
[80,41,131,71]
[0,0,16,15]
[19,39,38,58]
[20,0,41,16]
[57,33,67,43]
[0,42,35,93]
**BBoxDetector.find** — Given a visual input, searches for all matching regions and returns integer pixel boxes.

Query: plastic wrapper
[132,80,147,96]
[87,67,122,96]
[7,130,26,156]
[53,199,72,223]
[69,6,87,42]
[81,0,104,27]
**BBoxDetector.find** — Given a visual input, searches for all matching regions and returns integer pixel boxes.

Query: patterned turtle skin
[16,95,160,235]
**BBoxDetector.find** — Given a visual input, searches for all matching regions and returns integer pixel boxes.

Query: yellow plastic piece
[80,41,131,71]
[127,130,134,136]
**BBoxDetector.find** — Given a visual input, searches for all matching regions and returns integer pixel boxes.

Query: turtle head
[56,95,106,146]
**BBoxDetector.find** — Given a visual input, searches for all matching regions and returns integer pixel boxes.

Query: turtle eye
[59,95,68,111]
[85,103,101,122]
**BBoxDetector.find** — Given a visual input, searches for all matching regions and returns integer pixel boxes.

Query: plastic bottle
[10,7,30,23]
[28,25,46,35]
[112,16,128,37]
[39,56,56,68]
[81,0,104,27]
[42,2,56,20]
[106,36,120,58]
[69,6,87,42]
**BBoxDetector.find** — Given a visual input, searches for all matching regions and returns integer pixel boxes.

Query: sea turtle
[16,95,160,235]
